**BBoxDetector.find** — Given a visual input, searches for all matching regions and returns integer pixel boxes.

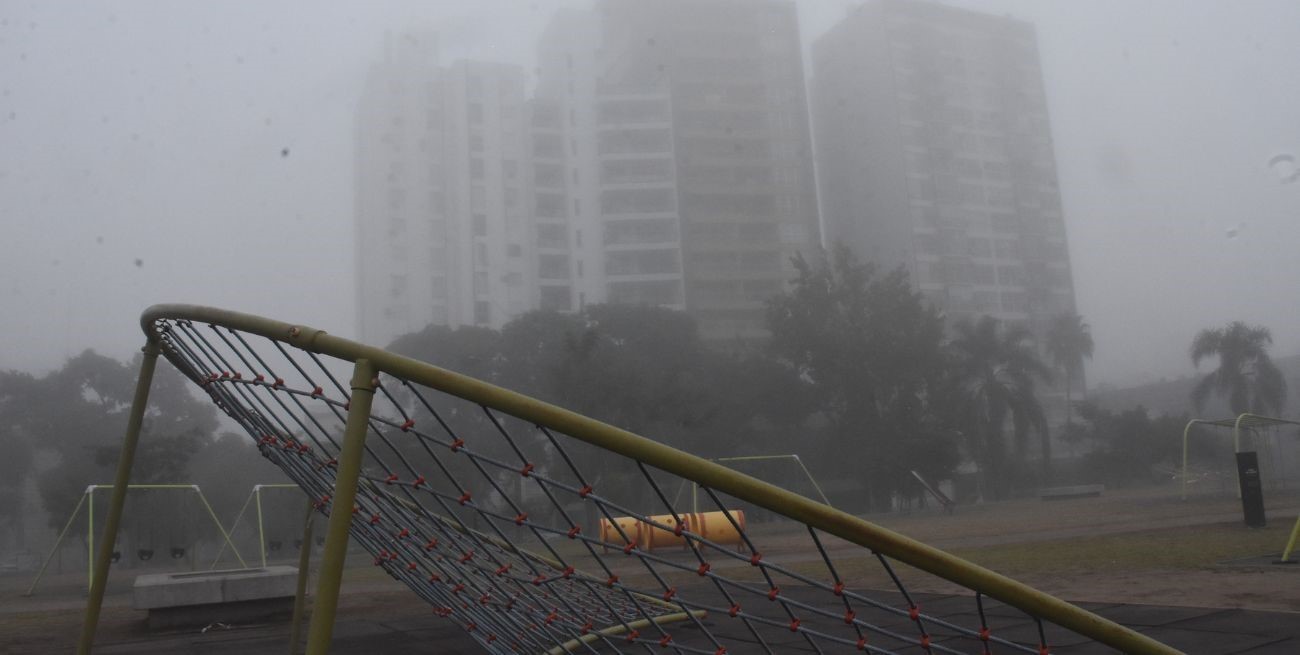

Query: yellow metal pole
[87,487,94,592]
[289,498,315,655]
[256,485,268,568]
[25,490,87,596]
[211,488,256,569]
[78,341,160,655]
[191,487,248,569]
[304,358,376,655]
[1280,514,1300,563]
[792,454,833,507]
[1181,420,1195,501]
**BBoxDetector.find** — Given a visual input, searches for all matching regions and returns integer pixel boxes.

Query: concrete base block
[1039,484,1105,500]
[133,565,298,629]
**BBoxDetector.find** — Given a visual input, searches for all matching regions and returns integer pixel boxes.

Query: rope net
[149,315,1138,654]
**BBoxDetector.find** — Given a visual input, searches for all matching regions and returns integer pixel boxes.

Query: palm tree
[1045,313,1094,436]
[947,316,1053,499]
[1190,321,1288,416]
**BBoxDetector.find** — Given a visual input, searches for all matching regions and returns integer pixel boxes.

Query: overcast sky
[1,0,1298,390]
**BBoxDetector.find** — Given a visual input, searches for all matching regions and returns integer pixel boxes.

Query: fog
[2,0,1298,389]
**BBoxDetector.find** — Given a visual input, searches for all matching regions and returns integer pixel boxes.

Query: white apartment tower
[536,0,822,341]
[813,0,1077,343]
[812,0,1081,433]
[356,35,534,347]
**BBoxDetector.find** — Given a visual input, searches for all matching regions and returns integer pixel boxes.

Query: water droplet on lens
[1268,153,1298,184]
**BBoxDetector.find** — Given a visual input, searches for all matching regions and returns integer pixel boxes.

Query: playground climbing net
[140,306,1174,655]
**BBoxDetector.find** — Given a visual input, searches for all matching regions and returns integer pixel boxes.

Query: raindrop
[1225,223,1245,239]
[281,147,290,158]
[134,258,143,268]
[646,37,656,47]
[96,236,104,244]
[1267,153,1298,184]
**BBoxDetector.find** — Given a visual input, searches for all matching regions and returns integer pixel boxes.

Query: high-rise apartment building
[536,0,822,341]
[812,0,1079,422]
[813,1,1077,337]
[355,35,534,347]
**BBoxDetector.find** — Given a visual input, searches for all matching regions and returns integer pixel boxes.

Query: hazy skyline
[2,0,1298,391]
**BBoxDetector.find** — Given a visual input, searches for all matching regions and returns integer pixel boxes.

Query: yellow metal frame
[77,304,1180,654]
[26,483,245,597]
[685,454,832,515]
[210,483,301,569]
[1181,414,1300,500]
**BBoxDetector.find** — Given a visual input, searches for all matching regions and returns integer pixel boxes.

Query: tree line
[1,245,1292,556]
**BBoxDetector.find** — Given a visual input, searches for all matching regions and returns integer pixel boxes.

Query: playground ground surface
[2,485,1299,653]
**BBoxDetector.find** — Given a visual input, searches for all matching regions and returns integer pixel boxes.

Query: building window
[389,275,407,298]
[540,286,571,311]
[538,224,567,249]
[470,158,485,179]
[508,244,522,257]
[473,214,487,236]
[475,242,488,266]
[468,103,484,124]
[538,254,569,280]
[474,301,490,324]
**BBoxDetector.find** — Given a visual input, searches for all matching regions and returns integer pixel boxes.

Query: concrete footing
[133,566,298,629]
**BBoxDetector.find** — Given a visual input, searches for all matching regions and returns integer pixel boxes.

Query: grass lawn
[946,521,1291,576]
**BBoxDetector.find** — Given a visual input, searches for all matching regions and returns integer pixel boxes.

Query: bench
[132,565,298,629]
[1039,484,1105,501]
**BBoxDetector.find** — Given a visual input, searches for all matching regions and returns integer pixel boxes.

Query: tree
[946,316,1052,499]
[1190,322,1288,416]
[386,305,741,513]
[1045,312,1094,446]
[766,244,949,510]
[0,350,217,537]
[1070,403,1187,487]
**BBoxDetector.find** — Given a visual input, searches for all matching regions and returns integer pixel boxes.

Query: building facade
[536,0,822,341]
[812,0,1080,423]
[355,35,534,347]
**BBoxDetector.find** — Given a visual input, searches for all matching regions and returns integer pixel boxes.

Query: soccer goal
[1181,414,1300,500]
[24,483,244,596]
[78,304,1179,655]
[210,483,306,568]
